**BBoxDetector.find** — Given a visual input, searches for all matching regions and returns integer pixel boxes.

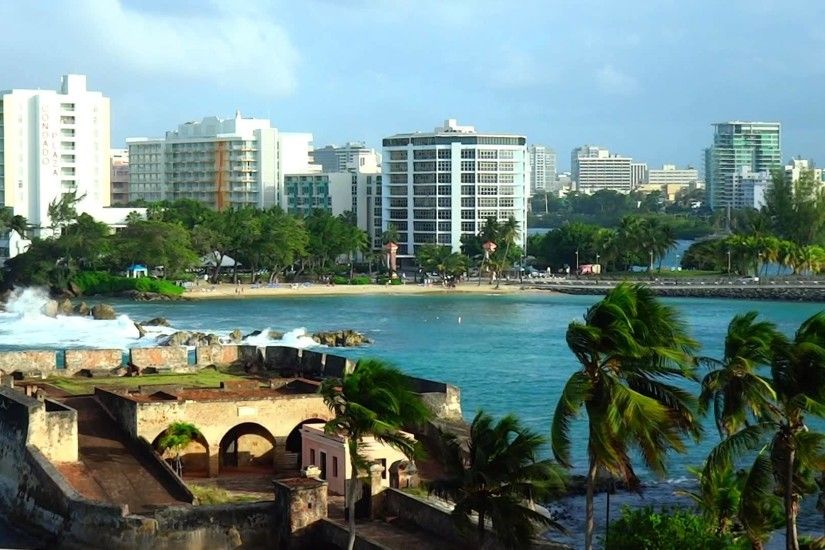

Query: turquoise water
[109,293,825,476]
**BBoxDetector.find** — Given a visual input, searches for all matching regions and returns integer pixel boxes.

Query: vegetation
[157,422,203,477]
[46,369,242,395]
[188,484,259,505]
[551,283,702,550]
[428,410,566,547]
[71,271,184,296]
[603,506,743,550]
[320,358,431,550]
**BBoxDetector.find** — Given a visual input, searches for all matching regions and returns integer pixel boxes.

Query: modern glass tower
[705,121,781,210]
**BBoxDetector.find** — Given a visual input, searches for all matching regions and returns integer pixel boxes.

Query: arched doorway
[151,428,210,477]
[219,423,277,472]
[285,418,328,472]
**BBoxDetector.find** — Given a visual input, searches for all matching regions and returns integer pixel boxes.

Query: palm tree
[698,312,780,439]
[551,283,701,550]
[157,421,203,477]
[382,223,400,245]
[499,216,521,272]
[429,411,566,547]
[676,463,743,536]
[705,312,825,550]
[320,359,432,550]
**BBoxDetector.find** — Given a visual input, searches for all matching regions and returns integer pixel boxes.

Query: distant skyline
[1,0,824,171]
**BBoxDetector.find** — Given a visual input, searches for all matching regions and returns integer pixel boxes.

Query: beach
[183,281,527,299]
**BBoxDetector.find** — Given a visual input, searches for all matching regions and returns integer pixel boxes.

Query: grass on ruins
[188,483,261,504]
[46,368,245,395]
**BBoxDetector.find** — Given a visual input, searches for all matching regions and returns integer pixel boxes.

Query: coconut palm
[320,359,431,550]
[551,283,701,550]
[698,312,780,439]
[429,410,566,547]
[705,312,825,550]
[157,421,203,477]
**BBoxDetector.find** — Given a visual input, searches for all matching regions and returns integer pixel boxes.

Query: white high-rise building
[0,74,111,233]
[733,166,770,209]
[313,143,382,173]
[382,119,528,255]
[528,145,556,193]
[630,162,648,189]
[110,148,129,206]
[784,157,822,184]
[127,112,317,209]
[571,145,632,194]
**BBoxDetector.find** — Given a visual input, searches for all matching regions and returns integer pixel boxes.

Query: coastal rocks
[143,317,171,327]
[41,300,59,318]
[74,302,90,316]
[311,329,370,347]
[134,323,147,339]
[57,298,74,316]
[117,290,184,301]
[91,303,117,320]
[243,329,284,341]
[161,330,221,347]
[229,329,243,343]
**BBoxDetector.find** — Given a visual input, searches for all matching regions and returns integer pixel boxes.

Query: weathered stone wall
[322,353,353,378]
[0,351,56,376]
[300,350,324,378]
[195,345,239,366]
[64,349,124,373]
[37,401,78,463]
[313,519,388,550]
[265,346,301,372]
[130,346,189,370]
[95,388,139,437]
[404,376,463,421]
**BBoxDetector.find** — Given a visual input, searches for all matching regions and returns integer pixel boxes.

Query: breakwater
[524,280,825,302]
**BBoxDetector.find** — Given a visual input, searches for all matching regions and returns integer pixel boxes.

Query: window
[437,161,451,171]
[461,185,475,195]
[478,173,497,183]
[414,161,436,171]
[389,174,407,184]
[479,186,497,195]
[333,457,338,477]
[437,197,451,207]
[437,173,451,183]
[438,221,451,231]
[478,161,497,171]
[437,185,451,195]
[461,197,475,207]
[499,174,514,183]
[414,221,436,231]
[479,198,497,208]
[437,149,451,159]
[478,150,497,159]
[414,149,437,159]
[499,150,514,159]
[388,162,407,172]
[460,161,475,171]
[437,209,451,219]
[461,221,475,231]
[310,449,316,465]
[413,173,435,183]
[389,150,407,160]
[461,209,474,220]
[499,162,514,171]
[460,149,476,159]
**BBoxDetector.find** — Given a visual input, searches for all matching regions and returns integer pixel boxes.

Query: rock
[228,329,243,343]
[312,329,368,347]
[41,300,59,318]
[74,302,90,316]
[134,323,147,339]
[244,330,262,340]
[57,298,74,316]
[68,280,83,297]
[205,334,221,346]
[163,331,192,346]
[268,330,284,340]
[91,303,117,320]
[143,317,171,327]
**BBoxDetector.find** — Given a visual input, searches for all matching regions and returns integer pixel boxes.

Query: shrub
[350,275,371,285]
[603,507,743,550]
[71,271,184,297]
[332,275,349,285]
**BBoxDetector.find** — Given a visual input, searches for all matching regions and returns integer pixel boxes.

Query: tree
[157,422,203,477]
[113,219,199,277]
[429,410,566,547]
[698,312,780,439]
[320,359,431,550]
[551,283,701,550]
[705,312,825,550]
[382,223,399,245]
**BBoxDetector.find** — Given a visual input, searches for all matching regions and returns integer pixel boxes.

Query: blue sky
[2,0,824,171]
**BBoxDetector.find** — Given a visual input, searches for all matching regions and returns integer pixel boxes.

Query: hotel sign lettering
[40,108,58,177]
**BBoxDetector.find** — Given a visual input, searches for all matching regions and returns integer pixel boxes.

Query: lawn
[47,368,245,395]
[188,483,261,505]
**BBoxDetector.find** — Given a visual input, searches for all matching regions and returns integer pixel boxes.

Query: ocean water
[1,288,823,546]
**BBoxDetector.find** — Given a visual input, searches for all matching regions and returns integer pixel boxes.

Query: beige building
[300,423,413,496]
[110,148,129,205]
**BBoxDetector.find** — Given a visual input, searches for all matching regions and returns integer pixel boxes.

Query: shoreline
[182,281,529,299]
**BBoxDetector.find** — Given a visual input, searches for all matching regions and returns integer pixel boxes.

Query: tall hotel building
[571,145,632,194]
[528,145,556,193]
[705,121,781,210]
[381,119,528,256]
[0,74,111,233]
[128,111,316,209]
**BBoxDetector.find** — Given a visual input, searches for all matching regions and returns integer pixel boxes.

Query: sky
[2,0,824,171]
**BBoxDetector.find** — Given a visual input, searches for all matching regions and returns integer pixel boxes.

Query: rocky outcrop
[312,329,370,347]
[243,330,284,341]
[161,331,221,347]
[143,317,171,327]
[229,329,243,343]
[57,298,74,316]
[91,303,117,320]
[41,300,59,318]
[73,302,90,316]
[116,290,184,301]
[134,323,147,339]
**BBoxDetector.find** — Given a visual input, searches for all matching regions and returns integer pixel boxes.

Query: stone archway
[151,428,210,478]
[218,422,277,473]
[284,418,328,472]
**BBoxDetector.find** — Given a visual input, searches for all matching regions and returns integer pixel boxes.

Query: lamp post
[575,248,579,273]
[727,250,731,276]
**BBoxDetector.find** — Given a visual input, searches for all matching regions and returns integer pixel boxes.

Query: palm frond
[550,371,591,467]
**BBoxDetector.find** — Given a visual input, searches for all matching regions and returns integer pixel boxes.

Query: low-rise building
[301,422,414,496]
[110,148,129,205]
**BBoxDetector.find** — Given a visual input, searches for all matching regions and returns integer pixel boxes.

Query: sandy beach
[183,281,527,299]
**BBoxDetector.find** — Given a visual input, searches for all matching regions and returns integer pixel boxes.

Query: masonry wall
[130,347,189,370]
[95,388,139,436]
[64,349,123,372]
[0,351,56,376]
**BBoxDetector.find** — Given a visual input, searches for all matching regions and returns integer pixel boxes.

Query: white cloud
[69,0,300,96]
[595,64,639,96]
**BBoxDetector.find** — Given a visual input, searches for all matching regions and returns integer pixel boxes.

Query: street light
[727,250,732,275]
[575,248,579,272]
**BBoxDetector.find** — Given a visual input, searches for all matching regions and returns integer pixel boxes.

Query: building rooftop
[109,378,321,403]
